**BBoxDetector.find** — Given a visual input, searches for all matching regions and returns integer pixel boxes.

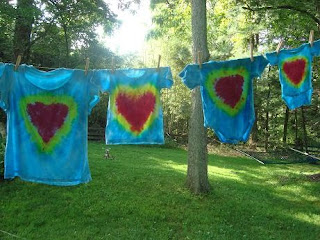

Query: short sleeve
[86,70,99,114]
[91,69,112,92]
[179,64,201,89]
[0,64,13,111]
[252,55,269,78]
[0,63,4,77]
[158,67,173,89]
[311,39,320,56]
[265,51,279,66]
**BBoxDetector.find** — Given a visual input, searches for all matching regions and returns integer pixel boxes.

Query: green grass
[0,142,319,240]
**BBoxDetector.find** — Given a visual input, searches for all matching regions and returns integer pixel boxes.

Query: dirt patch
[307,173,320,182]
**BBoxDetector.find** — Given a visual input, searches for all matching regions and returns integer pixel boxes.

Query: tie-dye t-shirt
[0,62,4,75]
[0,64,101,186]
[95,67,173,144]
[266,42,320,110]
[179,56,269,144]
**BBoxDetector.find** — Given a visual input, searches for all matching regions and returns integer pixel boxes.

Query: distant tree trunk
[301,107,308,152]
[13,0,34,62]
[62,24,70,67]
[250,35,259,144]
[264,82,271,151]
[283,106,289,144]
[186,0,210,194]
[251,78,259,143]
[317,3,320,31]
[294,109,299,149]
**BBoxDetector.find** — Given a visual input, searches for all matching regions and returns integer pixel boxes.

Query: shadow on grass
[0,143,319,240]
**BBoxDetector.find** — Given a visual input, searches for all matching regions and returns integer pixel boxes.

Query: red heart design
[283,59,306,85]
[116,92,156,133]
[214,74,244,108]
[27,102,69,143]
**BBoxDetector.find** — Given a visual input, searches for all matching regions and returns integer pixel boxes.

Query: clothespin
[276,40,284,55]
[85,57,90,76]
[309,30,314,47]
[157,55,161,71]
[250,38,254,62]
[15,55,22,71]
[198,51,202,69]
[111,56,115,73]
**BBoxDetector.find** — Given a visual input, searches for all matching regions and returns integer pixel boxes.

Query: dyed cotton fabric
[179,56,269,144]
[0,62,4,76]
[266,42,320,110]
[0,64,101,186]
[95,67,173,144]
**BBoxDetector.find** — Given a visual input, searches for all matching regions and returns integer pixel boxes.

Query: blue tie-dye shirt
[179,56,269,144]
[0,64,101,186]
[94,67,173,144]
[266,41,320,110]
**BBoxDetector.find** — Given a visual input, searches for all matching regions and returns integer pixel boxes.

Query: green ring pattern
[19,94,78,153]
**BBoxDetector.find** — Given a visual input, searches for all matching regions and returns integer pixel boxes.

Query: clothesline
[13,55,163,73]
[11,31,316,72]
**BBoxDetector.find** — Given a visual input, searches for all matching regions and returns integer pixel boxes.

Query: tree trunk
[62,24,70,67]
[13,0,34,62]
[186,0,210,194]
[301,107,308,152]
[251,78,259,143]
[264,83,271,151]
[294,110,300,149]
[282,106,289,144]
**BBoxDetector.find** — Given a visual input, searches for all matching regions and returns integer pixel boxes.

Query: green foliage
[0,132,5,179]
[149,0,320,147]
[89,93,108,128]
[0,1,15,61]
[0,142,319,239]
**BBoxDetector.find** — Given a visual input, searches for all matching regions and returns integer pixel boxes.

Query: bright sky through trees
[100,0,152,55]
[9,0,151,55]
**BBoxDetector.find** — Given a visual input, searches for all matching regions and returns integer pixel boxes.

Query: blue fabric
[0,63,5,110]
[94,67,173,144]
[266,43,319,110]
[1,64,101,186]
[0,62,4,76]
[312,39,320,56]
[179,56,269,144]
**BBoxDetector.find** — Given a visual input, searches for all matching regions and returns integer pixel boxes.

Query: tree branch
[243,5,320,26]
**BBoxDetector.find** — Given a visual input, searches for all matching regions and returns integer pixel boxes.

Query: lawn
[0,142,319,240]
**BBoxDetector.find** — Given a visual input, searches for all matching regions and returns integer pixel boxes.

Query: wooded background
[0,0,319,151]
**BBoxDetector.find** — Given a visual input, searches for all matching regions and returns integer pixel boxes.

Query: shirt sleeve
[0,63,4,77]
[265,51,279,66]
[0,63,12,112]
[179,64,201,89]
[311,39,320,56]
[91,69,112,92]
[252,55,269,78]
[158,67,173,89]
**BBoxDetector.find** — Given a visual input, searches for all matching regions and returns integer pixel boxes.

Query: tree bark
[301,107,308,152]
[13,0,34,62]
[264,82,271,151]
[186,0,210,194]
[294,109,299,149]
[282,106,289,144]
[251,78,259,143]
[62,24,70,67]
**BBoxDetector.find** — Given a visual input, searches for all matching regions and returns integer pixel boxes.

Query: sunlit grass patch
[0,142,319,240]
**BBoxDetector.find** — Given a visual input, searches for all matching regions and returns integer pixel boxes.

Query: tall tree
[283,106,289,144]
[13,0,35,61]
[43,0,117,66]
[186,0,210,194]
